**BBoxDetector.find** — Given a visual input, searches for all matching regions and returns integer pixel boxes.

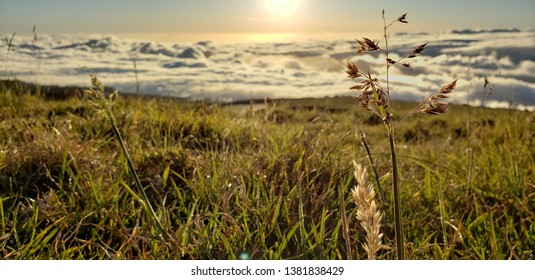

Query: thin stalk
[340,181,353,260]
[382,12,391,97]
[388,127,404,260]
[0,195,5,236]
[4,32,16,79]
[438,184,448,252]
[466,58,473,195]
[133,59,140,97]
[382,10,404,259]
[357,128,384,205]
[298,177,305,254]
[108,112,172,241]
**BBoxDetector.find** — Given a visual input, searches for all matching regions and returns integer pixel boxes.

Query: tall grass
[0,82,533,259]
[345,10,457,259]
[84,73,172,241]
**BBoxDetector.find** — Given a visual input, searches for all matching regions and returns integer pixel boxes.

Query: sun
[263,0,301,18]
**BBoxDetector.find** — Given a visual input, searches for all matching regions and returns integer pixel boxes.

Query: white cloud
[0,29,534,110]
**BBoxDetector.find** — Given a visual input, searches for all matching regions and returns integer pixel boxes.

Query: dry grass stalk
[351,160,387,260]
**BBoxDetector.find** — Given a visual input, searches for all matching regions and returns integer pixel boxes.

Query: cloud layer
[1,29,534,110]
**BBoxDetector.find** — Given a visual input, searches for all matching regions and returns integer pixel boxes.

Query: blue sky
[1,0,534,38]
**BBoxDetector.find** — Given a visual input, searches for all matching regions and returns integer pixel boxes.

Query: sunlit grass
[0,79,534,259]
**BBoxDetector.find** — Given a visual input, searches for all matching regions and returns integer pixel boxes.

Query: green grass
[0,81,534,259]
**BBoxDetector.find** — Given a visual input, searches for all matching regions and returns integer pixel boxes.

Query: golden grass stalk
[351,160,387,260]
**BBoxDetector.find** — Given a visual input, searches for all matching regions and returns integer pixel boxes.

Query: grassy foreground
[0,81,534,259]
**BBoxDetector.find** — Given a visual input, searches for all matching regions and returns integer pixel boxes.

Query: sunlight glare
[263,0,301,18]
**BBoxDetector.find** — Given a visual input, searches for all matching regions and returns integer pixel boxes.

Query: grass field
[0,80,534,259]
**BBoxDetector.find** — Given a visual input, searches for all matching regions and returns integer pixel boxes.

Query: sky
[1,1,534,109]
[1,0,535,42]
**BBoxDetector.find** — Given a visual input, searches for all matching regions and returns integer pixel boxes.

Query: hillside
[0,81,534,259]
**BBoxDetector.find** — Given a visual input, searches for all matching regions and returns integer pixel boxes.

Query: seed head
[350,84,367,91]
[397,13,408,23]
[85,73,119,116]
[356,37,381,53]
[351,161,388,259]
[438,79,458,94]
[420,102,449,115]
[353,93,372,111]
[419,79,457,115]
[345,62,362,79]
[412,43,428,55]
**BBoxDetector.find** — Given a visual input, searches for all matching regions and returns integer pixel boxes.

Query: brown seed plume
[345,62,362,79]
[397,13,408,23]
[356,38,381,53]
[412,43,428,54]
[420,79,458,115]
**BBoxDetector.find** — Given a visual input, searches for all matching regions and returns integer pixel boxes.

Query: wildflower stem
[388,127,404,260]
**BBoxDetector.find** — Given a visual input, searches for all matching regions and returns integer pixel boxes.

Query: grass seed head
[345,62,363,79]
[351,160,388,260]
[438,79,458,94]
[412,43,428,55]
[356,38,381,53]
[419,79,458,115]
[397,13,408,23]
[85,73,119,116]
